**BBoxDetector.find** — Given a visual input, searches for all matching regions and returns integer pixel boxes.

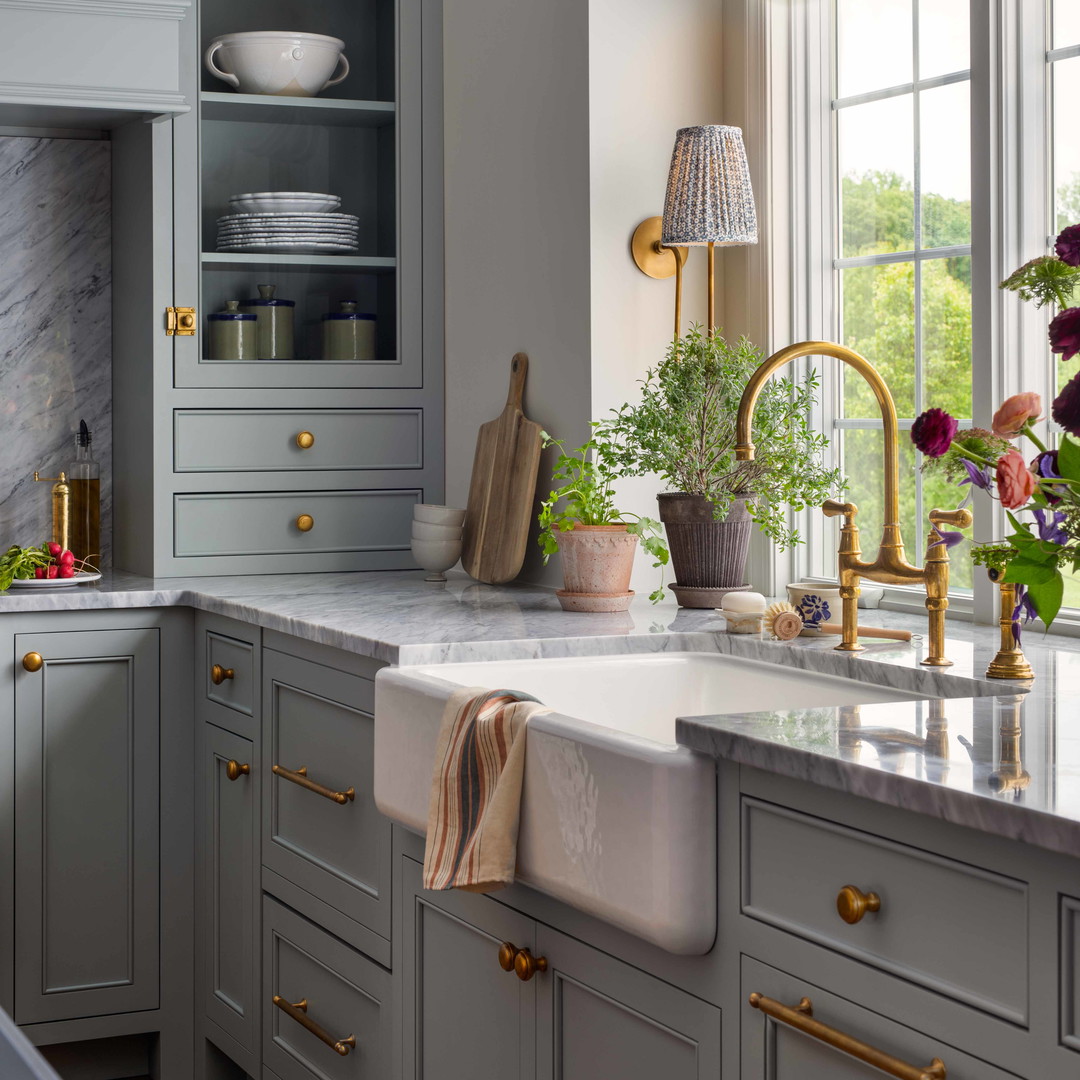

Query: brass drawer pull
[748,993,946,1080]
[272,995,356,1057]
[837,884,881,924]
[296,514,315,532]
[272,764,355,805]
[296,431,315,449]
[211,663,235,685]
[498,942,519,972]
[225,760,250,782]
[513,948,548,982]
[22,652,44,672]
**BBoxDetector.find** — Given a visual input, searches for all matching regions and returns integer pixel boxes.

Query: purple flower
[1052,371,1080,436]
[1033,507,1069,545]
[911,408,958,458]
[1056,224,1080,267]
[1030,449,1063,504]
[1011,584,1037,644]
[1049,306,1080,362]
[929,525,964,549]
[958,457,992,492]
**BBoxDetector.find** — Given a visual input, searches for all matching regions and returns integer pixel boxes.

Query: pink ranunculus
[991,392,1042,438]
[995,450,1038,510]
[1049,306,1080,362]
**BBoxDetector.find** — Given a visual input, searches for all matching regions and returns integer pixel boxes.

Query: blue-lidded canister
[322,301,376,361]
[239,284,295,360]
[208,300,257,360]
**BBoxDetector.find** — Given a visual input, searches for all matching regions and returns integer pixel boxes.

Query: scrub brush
[764,601,803,641]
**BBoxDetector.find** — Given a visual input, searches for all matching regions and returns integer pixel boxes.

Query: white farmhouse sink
[374,651,929,954]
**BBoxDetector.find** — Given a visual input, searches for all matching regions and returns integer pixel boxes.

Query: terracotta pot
[657,493,753,607]
[555,524,638,612]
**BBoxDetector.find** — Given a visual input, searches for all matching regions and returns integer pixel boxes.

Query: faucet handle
[929,507,973,530]
[822,499,858,521]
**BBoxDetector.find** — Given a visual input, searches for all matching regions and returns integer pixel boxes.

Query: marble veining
[0,136,112,566]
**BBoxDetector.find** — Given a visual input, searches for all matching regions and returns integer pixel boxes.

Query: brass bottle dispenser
[33,470,71,552]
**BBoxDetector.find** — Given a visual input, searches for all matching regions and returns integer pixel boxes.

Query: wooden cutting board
[461,353,543,584]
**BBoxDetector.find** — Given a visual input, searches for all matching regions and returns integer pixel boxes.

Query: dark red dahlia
[1052,371,1080,437]
[910,408,958,458]
[1049,306,1080,362]
[1055,224,1080,267]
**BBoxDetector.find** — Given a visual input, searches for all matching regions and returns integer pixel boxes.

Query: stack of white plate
[217,191,359,254]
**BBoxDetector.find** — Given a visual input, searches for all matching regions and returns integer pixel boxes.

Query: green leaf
[1001,557,1058,586]
[1058,435,1080,483]
[1027,571,1064,628]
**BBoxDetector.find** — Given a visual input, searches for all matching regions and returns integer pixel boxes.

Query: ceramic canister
[322,301,376,361]
[208,300,257,360]
[239,284,294,359]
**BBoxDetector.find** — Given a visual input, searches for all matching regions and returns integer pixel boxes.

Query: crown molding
[0,0,189,19]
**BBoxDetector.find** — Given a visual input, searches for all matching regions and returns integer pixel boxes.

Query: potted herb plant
[606,327,841,607]
[538,427,668,612]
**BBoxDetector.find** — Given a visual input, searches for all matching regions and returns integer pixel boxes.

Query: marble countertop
[2,568,1078,857]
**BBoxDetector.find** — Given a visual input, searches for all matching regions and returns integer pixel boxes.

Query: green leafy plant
[537,429,669,603]
[604,327,843,548]
[0,543,99,591]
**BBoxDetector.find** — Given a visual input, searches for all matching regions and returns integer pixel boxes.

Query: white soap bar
[719,590,766,613]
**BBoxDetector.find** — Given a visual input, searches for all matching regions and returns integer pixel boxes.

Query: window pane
[918,0,969,80]
[922,256,972,419]
[837,0,912,98]
[920,82,971,247]
[839,97,915,257]
[841,263,916,417]
[1054,0,1080,49]
[1054,57,1080,232]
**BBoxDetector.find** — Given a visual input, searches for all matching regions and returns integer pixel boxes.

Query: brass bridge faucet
[735,341,972,667]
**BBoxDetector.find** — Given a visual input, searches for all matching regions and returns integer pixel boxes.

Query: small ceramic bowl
[205,31,349,97]
[786,582,841,628]
[411,538,463,582]
[413,504,466,526]
[229,192,341,214]
[411,521,463,540]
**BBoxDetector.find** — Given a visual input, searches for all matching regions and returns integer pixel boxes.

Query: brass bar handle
[211,663,234,685]
[498,942,520,972]
[22,652,44,673]
[272,764,355,805]
[836,884,881,924]
[513,948,548,982]
[272,995,356,1057]
[225,760,250,782]
[748,994,946,1080]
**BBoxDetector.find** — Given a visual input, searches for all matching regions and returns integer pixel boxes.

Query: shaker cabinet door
[14,628,160,1024]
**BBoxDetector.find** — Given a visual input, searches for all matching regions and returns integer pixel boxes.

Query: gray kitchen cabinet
[1065,895,1080,1054]
[740,955,1022,1079]
[13,627,161,1025]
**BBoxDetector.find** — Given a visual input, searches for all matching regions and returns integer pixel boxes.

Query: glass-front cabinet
[113,0,442,576]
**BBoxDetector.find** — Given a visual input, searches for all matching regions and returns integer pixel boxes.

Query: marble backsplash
[0,135,112,566]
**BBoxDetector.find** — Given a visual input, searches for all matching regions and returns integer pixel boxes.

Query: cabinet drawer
[205,629,257,718]
[263,651,391,941]
[174,409,423,473]
[1064,895,1080,1053]
[174,489,418,557]
[741,797,1028,1023]
[262,897,390,1080]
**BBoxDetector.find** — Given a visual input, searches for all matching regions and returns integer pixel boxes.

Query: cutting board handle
[505,352,529,410]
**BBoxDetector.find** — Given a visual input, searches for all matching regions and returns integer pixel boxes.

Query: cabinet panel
[536,926,721,1080]
[741,956,1021,1080]
[205,629,257,721]
[14,628,160,1023]
[263,651,390,940]
[262,897,390,1080]
[400,857,536,1080]
[204,725,258,1055]
[1064,894,1080,1053]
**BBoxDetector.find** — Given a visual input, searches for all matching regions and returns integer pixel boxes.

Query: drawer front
[1065,894,1080,1053]
[263,897,390,1080]
[742,797,1028,1023]
[263,651,391,940]
[174,489,418,557]
[206,629,257,719]
[741,956,1022,1080]
[174,409,423,473]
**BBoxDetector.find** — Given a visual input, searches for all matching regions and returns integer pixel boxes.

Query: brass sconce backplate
[631,216,680,279]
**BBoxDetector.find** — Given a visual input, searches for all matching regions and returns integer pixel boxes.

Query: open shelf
[200,92,395,128]
[201,252,396,272]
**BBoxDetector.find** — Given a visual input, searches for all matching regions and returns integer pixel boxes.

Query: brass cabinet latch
[166,307,196,336]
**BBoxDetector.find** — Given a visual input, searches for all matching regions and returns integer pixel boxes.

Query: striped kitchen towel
[423,686,550,893]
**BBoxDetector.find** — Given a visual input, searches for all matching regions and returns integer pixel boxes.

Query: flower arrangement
[913,224,1080,632]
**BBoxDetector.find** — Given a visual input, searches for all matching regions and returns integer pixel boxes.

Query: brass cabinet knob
[179,312,195,330]
[296,514,314,532]
[225,760,250,782]
[498,942,519,972]
[513,948,548,981]
[836,884,881,924]
[22,652,44,673]
[296,431,315,449]
[211,663,234,685]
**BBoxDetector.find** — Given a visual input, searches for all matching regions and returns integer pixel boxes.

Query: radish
[46,542,61,558]
[46,565,58,578]
[34,567,46,579]
[58,550,75,567]
[57,565,75,578]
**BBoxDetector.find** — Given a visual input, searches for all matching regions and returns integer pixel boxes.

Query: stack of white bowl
[411,504,465,581]
[217,191,359,254]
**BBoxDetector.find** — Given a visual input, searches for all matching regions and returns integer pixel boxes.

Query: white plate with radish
[8,571,101,588]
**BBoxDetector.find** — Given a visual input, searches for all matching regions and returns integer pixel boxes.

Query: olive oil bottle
[69,419,100,568]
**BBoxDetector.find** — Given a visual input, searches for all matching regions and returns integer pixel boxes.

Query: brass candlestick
[984,575,1034,681]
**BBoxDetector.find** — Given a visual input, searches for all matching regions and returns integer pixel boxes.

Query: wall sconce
[631,125,758,339]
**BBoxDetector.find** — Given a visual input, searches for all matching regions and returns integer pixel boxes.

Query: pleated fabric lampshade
[661,125,758,247]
